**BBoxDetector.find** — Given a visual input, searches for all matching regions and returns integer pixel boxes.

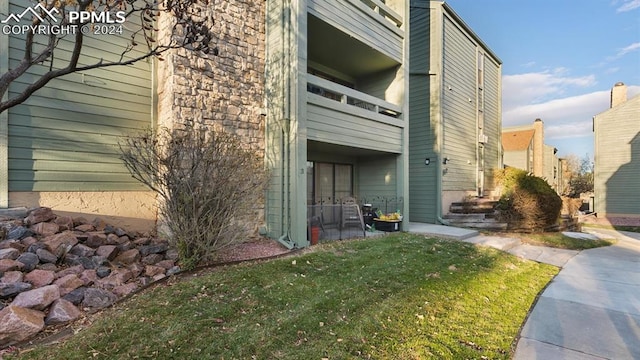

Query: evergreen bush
[495,167,562,232]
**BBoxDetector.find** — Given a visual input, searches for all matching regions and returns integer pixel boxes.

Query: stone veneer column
[155,0,267,231]
[156,0,266,155]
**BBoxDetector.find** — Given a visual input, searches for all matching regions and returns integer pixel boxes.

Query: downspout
[277,2,295,249]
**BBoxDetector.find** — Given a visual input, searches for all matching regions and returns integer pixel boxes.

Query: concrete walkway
[408,223,640,359]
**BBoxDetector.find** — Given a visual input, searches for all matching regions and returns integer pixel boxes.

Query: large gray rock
[16,252,38,272]
[69,243,96,258]
[0,305,45,347]
[0,282,32,299]
[7,226,29,240]
[139,243,169,257]
[36,248,58,264]
[81,288,117,309]
[45,299,81,325]
[11,284,60,310]
[62,287,86,305]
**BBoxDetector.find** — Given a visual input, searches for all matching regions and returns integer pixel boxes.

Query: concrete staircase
[443,198,508,230]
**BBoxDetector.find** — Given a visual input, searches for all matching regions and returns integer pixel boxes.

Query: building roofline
[441,1,503,64]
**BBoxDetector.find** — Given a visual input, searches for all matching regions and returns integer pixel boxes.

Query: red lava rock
[0,259,22,273]
[113,283,138,297]
[53,216,74,231]
[24,269,55,288]
[53,274,85,296]
[0,306,45,348]
[74,224,95,232]
[1,271,24,284]
[25,208,55,226]
[42,232,78,253]
[11,285,60,310]
[114,249,140,265]
[80,269,98,286]
[96,245,119,261]
[30,222,60,237]
[45,299,81,325]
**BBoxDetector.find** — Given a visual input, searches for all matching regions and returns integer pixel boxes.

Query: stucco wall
[9,191,157,232]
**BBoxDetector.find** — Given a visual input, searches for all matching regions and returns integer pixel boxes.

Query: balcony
[308,0,404,63]
[306,74,404,153]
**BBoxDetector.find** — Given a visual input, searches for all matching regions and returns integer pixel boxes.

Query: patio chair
[340,197,365,235]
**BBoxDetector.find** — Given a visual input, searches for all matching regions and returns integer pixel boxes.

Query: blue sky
[445,0,640,159]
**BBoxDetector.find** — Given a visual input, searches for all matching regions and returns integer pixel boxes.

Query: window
[307,161,353,205]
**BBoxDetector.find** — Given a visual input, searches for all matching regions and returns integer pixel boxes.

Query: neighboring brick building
[502,119,563,194]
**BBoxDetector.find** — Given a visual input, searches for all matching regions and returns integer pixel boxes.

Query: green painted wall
[6,1,152,192]
[441,15,477,192]
[408,4,437,223]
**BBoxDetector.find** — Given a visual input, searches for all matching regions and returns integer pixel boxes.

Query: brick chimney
[533,118,544,177]
[610,82,627,108]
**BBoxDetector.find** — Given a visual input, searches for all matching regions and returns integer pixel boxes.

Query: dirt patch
[213,237,292,263]
[581,215,640,227]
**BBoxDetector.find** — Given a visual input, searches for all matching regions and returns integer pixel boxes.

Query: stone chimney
[610,82,627,108]
[533,118,544,177]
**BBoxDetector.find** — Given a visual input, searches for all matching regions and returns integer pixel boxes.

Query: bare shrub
[119,125,268,270]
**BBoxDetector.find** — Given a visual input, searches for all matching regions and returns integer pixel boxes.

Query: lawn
[513,232,615,250]
[13,233,558,359]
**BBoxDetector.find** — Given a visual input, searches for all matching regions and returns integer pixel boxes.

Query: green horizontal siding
[308,0,403,63]
[408,5,436,223]
[7,0,152,192]
[442,16,477,191]
[307,99,403,153]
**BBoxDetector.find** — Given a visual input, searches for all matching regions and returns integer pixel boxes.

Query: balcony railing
[359,0,402,28]
[307,74,402,119]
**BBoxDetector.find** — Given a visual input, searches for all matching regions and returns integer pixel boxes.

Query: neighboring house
[264,0,409,247]
[502,119,563,194]
[593,82,640,219]
[501,128,534,172]
[408,1,503,223]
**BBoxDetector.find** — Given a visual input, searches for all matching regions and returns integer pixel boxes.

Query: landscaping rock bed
[0,207,179,348]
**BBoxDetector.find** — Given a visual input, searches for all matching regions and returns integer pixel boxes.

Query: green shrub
[495,167,562,232]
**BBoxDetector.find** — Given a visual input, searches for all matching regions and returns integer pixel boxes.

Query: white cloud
[616,0,640,12]
[504,85,640,142]
[502,69,597,110]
